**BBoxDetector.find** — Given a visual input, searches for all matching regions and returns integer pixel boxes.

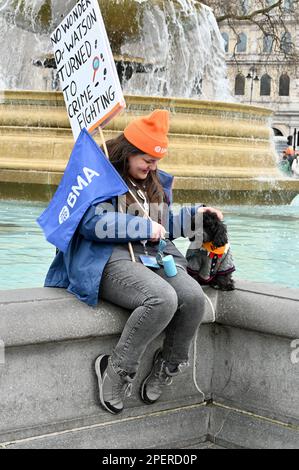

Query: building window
[236,33,247,53]
[240,0,250,14]
[221,32,229,53]
[263,35,273,53]
[284,0,294,12]
[280,32,292,54]
[279,74,290,96]
[273,128,284,137]
[235,73,245,95]
[260,74,272,96]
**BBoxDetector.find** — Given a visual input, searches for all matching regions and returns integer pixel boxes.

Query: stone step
[1,403,209,449]
[0,157,280,176]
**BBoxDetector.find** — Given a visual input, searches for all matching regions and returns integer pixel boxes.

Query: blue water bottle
[156,240,177,278]
[162,255,178,277]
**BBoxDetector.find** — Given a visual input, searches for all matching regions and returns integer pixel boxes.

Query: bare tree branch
[207,0,284,23]
[201,0,299,63]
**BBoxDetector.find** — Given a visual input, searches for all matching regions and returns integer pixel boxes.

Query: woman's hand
[198,206,224,221]
[150,221,166,241]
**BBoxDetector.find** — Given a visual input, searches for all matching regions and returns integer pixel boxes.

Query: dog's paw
[212,276,235,291]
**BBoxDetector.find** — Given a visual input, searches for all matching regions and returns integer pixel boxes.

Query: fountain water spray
[0,0,229,100]
[290,194,299,206]
[120,0,229,99]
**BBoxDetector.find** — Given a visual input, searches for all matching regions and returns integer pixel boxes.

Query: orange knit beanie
[124,109,169,159]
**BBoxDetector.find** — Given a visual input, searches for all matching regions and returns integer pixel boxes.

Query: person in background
[278,153,292,176]
[285,146,296,167]
[291,153,299,179]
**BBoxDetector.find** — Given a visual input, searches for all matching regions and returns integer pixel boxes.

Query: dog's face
[202,211,228,247]
[190,210,228,247]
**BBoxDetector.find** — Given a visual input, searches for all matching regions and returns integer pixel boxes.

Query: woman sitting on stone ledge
[45,110,223,415]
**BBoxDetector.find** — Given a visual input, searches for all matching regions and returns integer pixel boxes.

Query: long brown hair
[103,133,166,205]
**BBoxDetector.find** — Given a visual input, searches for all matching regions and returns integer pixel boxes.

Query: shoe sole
[95,355,121,415]
[140,348,162,405]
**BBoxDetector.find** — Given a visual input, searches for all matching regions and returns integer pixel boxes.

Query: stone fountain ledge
[0,280,298,449]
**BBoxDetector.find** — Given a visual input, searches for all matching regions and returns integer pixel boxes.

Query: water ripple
[0,201,298,290]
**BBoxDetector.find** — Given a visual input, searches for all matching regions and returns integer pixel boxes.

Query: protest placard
[51,0,126,140]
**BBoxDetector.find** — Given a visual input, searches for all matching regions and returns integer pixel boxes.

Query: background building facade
[218,0,299,147]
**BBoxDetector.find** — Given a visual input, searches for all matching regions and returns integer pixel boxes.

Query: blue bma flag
[37,128,129,252]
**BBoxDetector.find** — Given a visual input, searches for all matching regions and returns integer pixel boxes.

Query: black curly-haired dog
[186,211,235,291]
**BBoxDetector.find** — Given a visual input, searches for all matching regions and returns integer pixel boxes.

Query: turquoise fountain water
[1,200,299,290]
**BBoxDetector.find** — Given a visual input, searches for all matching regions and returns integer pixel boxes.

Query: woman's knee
[191,283,205,307]
[182,282,206,321]
[144,283,178,322]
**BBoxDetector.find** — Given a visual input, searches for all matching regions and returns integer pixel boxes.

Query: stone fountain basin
[0,90,299,204]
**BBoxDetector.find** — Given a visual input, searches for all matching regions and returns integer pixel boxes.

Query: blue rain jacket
[45,170,201,306]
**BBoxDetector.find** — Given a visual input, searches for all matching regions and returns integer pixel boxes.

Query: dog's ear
[213,223,228,248]
[202,212,216,242]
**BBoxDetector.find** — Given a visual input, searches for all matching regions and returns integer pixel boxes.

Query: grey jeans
[100,260,205,375]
